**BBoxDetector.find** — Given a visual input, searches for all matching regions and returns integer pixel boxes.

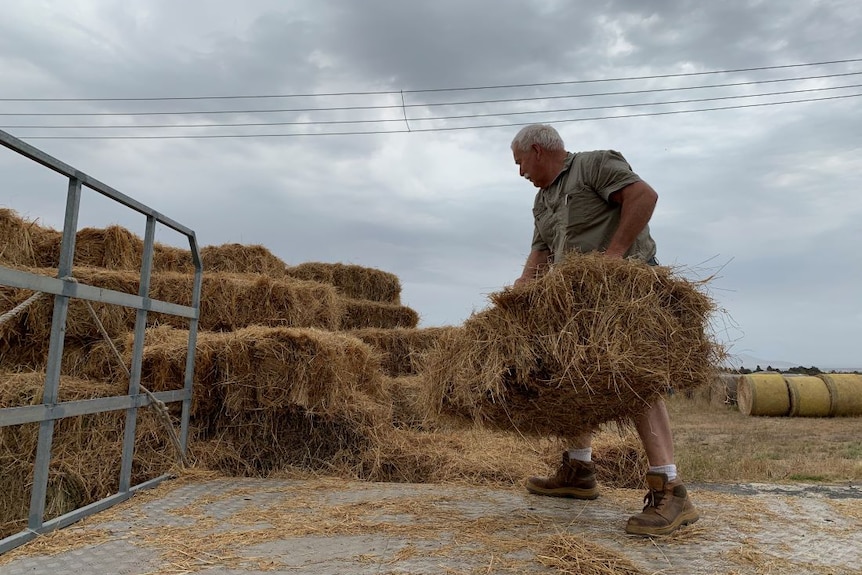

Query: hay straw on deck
[286,261,402,303]
[538,533,648,575]
[421,252,723,439]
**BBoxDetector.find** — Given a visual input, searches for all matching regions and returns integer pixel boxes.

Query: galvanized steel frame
[0,128,203,554]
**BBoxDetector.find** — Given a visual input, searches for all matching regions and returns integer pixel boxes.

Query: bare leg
[634,398,674,467]
[571,431,593,450]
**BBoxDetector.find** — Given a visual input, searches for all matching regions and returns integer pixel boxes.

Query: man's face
[513,144,546,188]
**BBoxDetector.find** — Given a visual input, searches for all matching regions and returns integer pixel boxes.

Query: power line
[2,70,860,117]
[1,57,861,102]
[18,92,862,140]
[6,83,860,130]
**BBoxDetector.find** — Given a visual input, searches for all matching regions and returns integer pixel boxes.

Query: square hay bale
[148,272,342,332]
[200,244,288,277]
[118,325,386,422]
[0,268,141,364]
[165,243,289,277]
[349,327,453,376]
[420,253,723,439]
[0,208,45,267]
[286,262,402,304]
[190,392,391,477]
[35,225,147,270]
[0,268,345,371]
[339,298,419,330]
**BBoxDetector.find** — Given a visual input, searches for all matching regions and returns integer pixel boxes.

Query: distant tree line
[722,365,860,375]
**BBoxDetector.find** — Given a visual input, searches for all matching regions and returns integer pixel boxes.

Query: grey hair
[510,124,565,152]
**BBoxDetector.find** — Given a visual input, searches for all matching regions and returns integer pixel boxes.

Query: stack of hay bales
[0,209,441,536]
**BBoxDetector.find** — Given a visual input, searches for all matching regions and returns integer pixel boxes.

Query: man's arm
[515,248,552,286]
[604,180,658,259]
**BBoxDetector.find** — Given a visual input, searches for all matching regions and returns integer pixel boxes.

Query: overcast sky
[1,0,860,369]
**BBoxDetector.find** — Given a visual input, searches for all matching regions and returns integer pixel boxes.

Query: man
[510,123,699,536]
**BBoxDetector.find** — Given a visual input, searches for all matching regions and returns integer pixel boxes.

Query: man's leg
[626,398,699,535]
[525,431,599,499]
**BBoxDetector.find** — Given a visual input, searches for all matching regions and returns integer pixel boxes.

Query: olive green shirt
[531,150,657,263]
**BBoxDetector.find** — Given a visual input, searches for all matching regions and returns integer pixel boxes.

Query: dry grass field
[666,391,862,484]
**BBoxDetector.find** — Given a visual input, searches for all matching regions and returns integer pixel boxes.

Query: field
[667,391,862,484]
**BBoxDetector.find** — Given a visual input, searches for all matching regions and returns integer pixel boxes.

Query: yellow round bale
[785,376,832,417]
[737,373,790,416]
[817,373,862,416]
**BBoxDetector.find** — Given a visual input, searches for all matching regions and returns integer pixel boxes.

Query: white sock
[649,464,678,482]
[567,448,592,463]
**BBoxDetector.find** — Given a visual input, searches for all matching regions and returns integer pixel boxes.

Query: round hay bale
[818,373,862,416]
[786,375,832,417]
[709,373,739,407]
[737,373,790,416]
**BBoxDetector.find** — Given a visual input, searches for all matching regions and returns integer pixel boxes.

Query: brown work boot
[625,472,699,536]
[525,452,599,499]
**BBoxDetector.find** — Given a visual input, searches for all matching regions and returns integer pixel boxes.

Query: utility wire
[2,70,861,117]
[19,92,862,139]
[6,83,860,130]
[1,57,861,101]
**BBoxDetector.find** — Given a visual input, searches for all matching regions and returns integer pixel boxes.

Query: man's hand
[516,249,552,287]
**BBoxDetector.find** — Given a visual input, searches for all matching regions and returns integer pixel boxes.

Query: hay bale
[149,271,342,332]
[191,394,390,477]
[36,225,150,270]
[77,325,392,477]
[339,298,419,330]
[818,373,862,416]
[709,373,739,407]
[349,327,453,376]
[738,373,790,416]
[0,208,45,267]
[114,325,385,420]
[0,268,344,369]
[286,262,401,303]
[199,244,287,277]
[786,375,832,417]
[0,371,175,540]
[420,252,722,438]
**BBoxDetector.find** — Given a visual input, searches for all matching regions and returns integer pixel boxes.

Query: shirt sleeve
[530,225,549,252]
[530,190,550,252]
[578,150,642,203]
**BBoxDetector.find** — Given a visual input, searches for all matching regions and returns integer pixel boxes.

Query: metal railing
[0,128,203,554]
